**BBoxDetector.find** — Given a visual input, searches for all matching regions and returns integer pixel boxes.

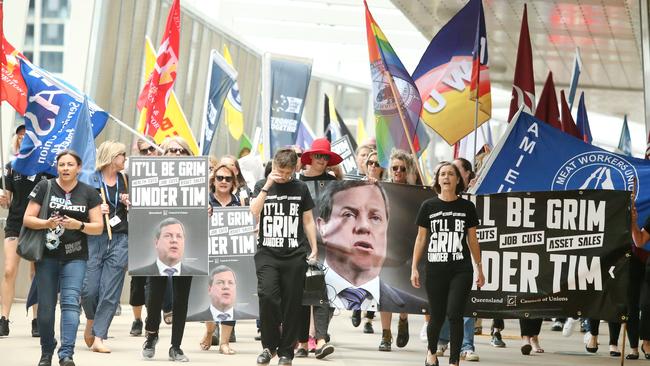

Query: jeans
[36,257,87,360]
[438,317,475,352]
[81,232,128,339]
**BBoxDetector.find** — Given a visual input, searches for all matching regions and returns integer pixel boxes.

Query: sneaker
[378,329,392,351]
[351,310,361,327]
[0,316,9,336]
[364,321,374,334]
[436,343,447,357]
[550,320,563,331]
[142,332,158,359]
[490,331,506,348]
[130,319,143,336]
[278,356,292,365]
[294,348,308,358]
[396,317,409,348]
[37,353,53,366]
[32,318,40,337]
[563,318,578,337]
[168,346,189,362]
[315,343,334,359]
[257,348,274,364]
[58,356,75,366]
[462,350,480,361]
[420,322,428,342]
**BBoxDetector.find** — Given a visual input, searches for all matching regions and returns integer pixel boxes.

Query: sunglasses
[165,147,189,155]
[367,160,380,167]
[215,175,234,183]
[391,166,406,173]
[139,146,156,155]
[312,153,330,161]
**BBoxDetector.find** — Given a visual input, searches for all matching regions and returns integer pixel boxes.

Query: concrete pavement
[0,303,638,366]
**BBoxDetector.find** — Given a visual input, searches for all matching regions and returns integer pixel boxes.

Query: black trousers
[588,320,621,345]
[129,276,147,306]
[145,276,192,348]
[491,318,504,332]
[425,268,473,364]
[255,250,307,359]
[519,319,542,336]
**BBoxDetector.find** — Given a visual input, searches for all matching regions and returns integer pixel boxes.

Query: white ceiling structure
[185,0,647,156]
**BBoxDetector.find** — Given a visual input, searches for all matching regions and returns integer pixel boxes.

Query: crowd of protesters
[0,125,648,366]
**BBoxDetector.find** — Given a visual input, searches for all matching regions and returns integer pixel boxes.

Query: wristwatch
[79,222,85,231]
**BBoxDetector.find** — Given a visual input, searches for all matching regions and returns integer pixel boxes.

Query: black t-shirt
[415,196,479,271]
[257,178,314,258]
[2,162,52,233]
[97,172,128,234]
[299,172,337,181]
[29,179,102,260]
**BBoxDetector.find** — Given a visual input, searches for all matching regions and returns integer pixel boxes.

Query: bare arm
[23,201,59,230]
[410,226,428,288]
[250,173,281,217]
[467,226,485,287]
[302,209,318,261]
[631,201,650,248]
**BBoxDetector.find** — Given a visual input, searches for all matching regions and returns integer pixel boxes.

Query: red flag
[559,90,581,138]
[508,4,535,121]
[137,0,181,137]
[0,0,28,115]
[535,72,561,130]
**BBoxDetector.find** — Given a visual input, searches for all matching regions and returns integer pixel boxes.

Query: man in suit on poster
[131,217,206,276]
[187,265,255,321]
[318,180,428,314]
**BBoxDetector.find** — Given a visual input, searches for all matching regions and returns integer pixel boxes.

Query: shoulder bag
[17,179,52,262]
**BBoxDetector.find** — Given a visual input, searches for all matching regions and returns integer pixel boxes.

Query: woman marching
[410,162,485,366]
[24,150,104,366]
[81,141,130,353]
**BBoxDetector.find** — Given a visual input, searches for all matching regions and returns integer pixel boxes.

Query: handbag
[302,260,328,306]
[17,180,52,262]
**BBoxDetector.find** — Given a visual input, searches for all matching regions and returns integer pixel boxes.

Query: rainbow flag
[364,0,429,168]
[413,0,491,145]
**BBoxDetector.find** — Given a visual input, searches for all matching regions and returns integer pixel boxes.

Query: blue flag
[200,50,237,156]
[295,118,315,150]
[14,61,108,176]
[472,111,650,241]
[617,115,632,157]
[575,92,592,144]
[69,97,98,187]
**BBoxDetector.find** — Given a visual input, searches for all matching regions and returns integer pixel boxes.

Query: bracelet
[261,188,269,194]
[79,222,85,231]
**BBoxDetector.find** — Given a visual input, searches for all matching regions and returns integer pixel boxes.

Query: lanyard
[100,173,119,208]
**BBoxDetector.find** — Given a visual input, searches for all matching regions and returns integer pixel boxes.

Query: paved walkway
[1,303,636,365]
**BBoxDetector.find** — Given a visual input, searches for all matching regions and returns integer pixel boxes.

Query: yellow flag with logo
[138,37,199,155]
[222,45,244,140]
[356,117,367,145]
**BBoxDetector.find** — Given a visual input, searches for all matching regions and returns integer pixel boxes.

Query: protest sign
[128,156,209,276]
[187,207,258,321]
[331,135,358,176]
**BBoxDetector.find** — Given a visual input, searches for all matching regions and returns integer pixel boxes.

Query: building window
[25,25,35,47]
[41,51,63,73]
[42,0,68,19]
[41,23,64,45]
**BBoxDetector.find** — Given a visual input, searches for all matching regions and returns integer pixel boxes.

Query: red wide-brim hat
[300,138,343,166]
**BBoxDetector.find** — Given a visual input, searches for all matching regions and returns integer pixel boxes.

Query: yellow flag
[138,37,199,155]
[222,45,244,140]
[356,117,367,145]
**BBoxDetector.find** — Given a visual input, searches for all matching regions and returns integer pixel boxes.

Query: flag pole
[383,70,425,184]
[107,113,164,154]
[471,2,483,170]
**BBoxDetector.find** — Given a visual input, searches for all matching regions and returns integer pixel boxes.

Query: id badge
[109,216,122,227]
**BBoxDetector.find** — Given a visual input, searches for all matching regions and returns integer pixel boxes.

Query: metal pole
[383,70,425,184]
[108,113,164,154]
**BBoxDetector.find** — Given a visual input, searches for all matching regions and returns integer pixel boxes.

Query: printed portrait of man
[130,217,206,276]
[318,180,428,314]
[187,265,255,321]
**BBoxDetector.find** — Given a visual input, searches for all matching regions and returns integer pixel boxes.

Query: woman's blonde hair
[96,141,126,171]
[160,136,194,156]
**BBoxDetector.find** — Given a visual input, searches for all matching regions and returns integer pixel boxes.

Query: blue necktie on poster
[472,112,650,242]
[13,61,108,177]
